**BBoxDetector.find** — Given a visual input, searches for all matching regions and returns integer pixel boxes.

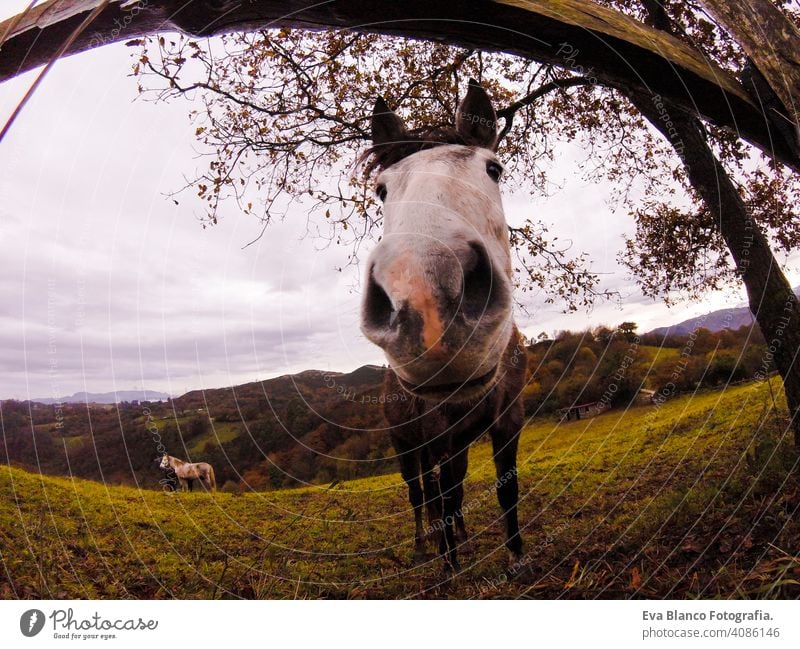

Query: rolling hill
[2,379,797,599]
[0,364,397,490]
[1,324,778,491]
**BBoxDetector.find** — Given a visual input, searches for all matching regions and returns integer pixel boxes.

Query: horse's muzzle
[361,239,511,400]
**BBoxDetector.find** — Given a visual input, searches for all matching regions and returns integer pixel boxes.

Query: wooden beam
[697,0,800,144]
[0,0,796,169]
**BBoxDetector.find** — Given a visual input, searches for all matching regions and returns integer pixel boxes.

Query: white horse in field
[159,453,216,492]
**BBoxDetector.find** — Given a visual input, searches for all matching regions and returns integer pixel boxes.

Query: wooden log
[0,0,796,169]
[697,0,800,148]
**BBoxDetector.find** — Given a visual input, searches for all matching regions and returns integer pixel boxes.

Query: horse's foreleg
[396,446,426,563]
[490,425,523,563]
[420,447,443,550]
[437,454,460,572]
[179,478,188,492]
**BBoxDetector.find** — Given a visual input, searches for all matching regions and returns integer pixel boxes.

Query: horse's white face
[159,454,169,469]
[361,82,514,402]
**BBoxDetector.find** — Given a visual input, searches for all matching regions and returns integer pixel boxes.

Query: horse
[159,454,217,492]
[360,79,527,573]
[157,461,180,492]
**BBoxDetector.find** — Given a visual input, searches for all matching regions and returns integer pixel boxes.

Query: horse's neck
[170,457,185,469]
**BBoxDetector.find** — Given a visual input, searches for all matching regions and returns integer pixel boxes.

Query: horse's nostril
[364,265,395,330]
[462,242,496,319]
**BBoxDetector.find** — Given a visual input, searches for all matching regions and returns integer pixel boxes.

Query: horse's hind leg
[449,450,469,543]
[437,455,460,572]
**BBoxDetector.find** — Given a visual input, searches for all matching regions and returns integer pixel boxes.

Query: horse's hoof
[505,551,534,582]
[442,556,461,575]
[506,550,524,572]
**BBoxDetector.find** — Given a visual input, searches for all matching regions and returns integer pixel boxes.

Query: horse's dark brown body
[385,327,527,570]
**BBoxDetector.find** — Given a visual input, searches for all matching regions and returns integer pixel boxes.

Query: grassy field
[1,379,798,599]
[640,344,680,365]
[186,422,241,457]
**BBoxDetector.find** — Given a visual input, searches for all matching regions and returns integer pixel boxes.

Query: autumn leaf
[630,566,642,590]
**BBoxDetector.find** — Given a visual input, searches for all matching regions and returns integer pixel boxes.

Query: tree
[130,10,800,439]
[186,414,210,439]
[131,33,610,310]
[593,326,615,344]
[697,0,800,147]
[618,322,639,342]
[2,0,794,168]
[619,0,800,443]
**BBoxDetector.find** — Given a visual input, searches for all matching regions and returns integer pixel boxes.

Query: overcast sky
[1,2,798,401]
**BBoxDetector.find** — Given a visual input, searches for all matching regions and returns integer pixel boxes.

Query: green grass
[1,379,798,599]
[140,415,190,431]
[59,435,85,450]
[51,415,220,457]
[639,344,680,364]
[186,422,241,456]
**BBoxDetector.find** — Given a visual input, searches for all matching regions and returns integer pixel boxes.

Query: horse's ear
[456,79,497,149]
[371,97,408,146]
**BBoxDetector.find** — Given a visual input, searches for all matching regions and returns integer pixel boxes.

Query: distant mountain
[647,286,800,337]
[647,307,755,337]
[32,390,171,405]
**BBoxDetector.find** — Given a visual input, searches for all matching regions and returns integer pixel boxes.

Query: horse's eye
[376,184,387,202]
[486,161,503,182]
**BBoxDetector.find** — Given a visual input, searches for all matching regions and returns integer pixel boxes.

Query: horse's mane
[361,126,467,177]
